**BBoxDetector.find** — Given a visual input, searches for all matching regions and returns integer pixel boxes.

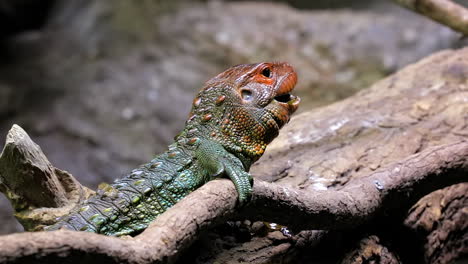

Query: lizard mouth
[274,93,293,103]
[274,93,300,106]
[266,70,300,130]
[273,71,300,113]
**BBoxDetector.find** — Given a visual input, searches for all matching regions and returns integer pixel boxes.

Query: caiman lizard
[46,62,300,236]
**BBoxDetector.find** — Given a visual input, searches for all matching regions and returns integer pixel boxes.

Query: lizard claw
[225,167,253,205]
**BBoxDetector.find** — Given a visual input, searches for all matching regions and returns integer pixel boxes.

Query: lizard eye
[261,67,271,78]
[241,89,253,101]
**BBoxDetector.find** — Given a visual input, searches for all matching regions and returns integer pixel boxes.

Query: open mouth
[270,93,300,128]
[274,92,300,103]
[274,93,292,103]
[274,93,300,110]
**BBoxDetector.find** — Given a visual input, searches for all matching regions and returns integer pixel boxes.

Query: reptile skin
[45,62,300,236]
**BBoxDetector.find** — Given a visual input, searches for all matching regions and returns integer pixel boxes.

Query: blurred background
[0,0,466,234]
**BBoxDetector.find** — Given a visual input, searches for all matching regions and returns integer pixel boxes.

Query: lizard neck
[180,86,271,170]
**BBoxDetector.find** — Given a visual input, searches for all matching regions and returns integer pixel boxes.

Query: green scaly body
[45,62,300,236]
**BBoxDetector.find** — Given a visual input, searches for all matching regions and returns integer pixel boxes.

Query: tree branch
[393,0,468,35]
[0,140,466,264]
[244,141,467,231]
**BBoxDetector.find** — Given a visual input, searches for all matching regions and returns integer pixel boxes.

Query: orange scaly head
[188,62,300,165]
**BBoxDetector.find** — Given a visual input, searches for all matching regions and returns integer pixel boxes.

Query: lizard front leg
[223,163,253,204]
[195,139,253,204]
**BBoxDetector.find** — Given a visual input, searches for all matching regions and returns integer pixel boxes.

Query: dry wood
[0,141,465,264]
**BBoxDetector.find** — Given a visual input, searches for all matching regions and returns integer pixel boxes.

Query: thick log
[0,141,465,264]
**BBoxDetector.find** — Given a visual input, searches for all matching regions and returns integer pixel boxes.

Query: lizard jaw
[265,70,300,132]
[275,70,297,96]
[273,70,300,115]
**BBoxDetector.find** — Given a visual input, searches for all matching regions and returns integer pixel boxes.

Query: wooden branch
[393,0,468,35]
[243,141,468,231]
[0,140,466,264]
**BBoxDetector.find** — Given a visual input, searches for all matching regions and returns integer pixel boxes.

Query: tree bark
[341,235,400,264]
[405,183,468,264]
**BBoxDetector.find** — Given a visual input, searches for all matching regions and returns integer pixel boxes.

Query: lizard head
[188,62,300,163]
[230,62,299,129]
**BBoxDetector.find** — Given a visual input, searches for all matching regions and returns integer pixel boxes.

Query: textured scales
[45,62,300,236]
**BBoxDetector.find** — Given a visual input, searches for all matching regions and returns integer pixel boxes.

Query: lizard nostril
[241,89,253,101]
